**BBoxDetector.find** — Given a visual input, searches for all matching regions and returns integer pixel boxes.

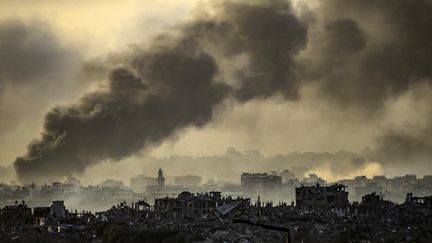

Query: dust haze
[0,0,430,184]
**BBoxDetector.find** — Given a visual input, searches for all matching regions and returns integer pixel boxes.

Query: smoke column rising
[13,0,432,183]
[14,0,307,184]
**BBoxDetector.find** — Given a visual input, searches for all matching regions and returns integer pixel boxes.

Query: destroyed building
[51,200,66,218]
[405,193,432,209]
[337,174,432,202]
[154,191,250,219]
[359,192,392,215]
[33,206,50,225]
[295,184,348,211]
[96,200,154,229]
[0,201,33,229]
[1,188,432,242]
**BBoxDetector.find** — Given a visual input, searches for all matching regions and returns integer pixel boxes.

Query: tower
[157,168,165,187]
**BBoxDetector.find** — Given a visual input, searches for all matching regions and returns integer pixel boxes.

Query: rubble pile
[0,190,431,242]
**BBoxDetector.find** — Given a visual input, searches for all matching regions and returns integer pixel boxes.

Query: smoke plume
[0,19,74,93]
[301,0,432,168]
[0,18,79,143]
[13,0,432,183]
[14,0,307,183]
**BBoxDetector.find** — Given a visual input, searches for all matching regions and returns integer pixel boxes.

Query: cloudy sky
[1,0,431,184]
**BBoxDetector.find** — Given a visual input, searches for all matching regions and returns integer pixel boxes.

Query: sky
[1,0,431,185]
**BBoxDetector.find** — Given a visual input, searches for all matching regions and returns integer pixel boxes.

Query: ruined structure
[295,184,348,211]
[51,200,66,218]
[154,191,249,219]
[33,206,50,225]
[1,189,432,242]
[0,201,33,229]
[405,193,432,209]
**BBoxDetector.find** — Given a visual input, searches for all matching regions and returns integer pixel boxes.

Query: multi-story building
[154,191,249,219]
[174,175,202,186]
[241,173,282,201]
[130,175,157,192]
[295,184,348,211]
[241,173,282,192]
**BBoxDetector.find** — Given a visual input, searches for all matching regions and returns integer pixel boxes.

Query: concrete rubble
[0,186,431,242]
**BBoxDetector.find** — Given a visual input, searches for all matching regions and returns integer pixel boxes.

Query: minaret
[157,168,165,187]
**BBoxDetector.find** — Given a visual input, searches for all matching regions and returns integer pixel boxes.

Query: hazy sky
[0,0,197,163]
[1,0,431,184]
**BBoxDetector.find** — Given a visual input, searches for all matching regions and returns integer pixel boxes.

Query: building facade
[295,184,348,211]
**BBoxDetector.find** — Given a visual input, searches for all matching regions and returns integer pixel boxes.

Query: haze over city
[1,1,432,242]
[1,0,431,186]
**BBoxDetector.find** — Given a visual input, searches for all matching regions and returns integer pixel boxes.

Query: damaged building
[0,201,33,229]
[295,184,348,211]
[154,191,250,219]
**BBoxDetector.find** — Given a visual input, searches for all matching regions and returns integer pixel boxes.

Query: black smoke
[0,19,74,93]
[13,0,432,183]
[186,0,307,100]
[301,0,432,108]
[0,19,78,139]
[14,38,228,183]
[14,0,308,183]
[298,0,432,168]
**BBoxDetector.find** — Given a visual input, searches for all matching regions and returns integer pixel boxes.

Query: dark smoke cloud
[367,86,432,167]
[370,131,432,166]
[0,18,79,139]
[299,0,432,168]
[302,0,432,109]
[0,19,74,92]
[14,40,228,183]
[14,0,432,183]
[187,0,307,100]
[14,0,307,183]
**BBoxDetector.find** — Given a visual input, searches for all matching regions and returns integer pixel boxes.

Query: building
[280,169,296,183]
[359,192,392,215]
[100,179,125,189]
[338,179,355,201]
[130,175,157,192]
[354,176,368,187]
[241,173,282,193]
[33,206,50,225]
[301,174,327,187]
[405,193,432,209]
[174,175,202,186]
[371,175,387,188]
[157,168,165,187]
[51,200,66,218]
[354,182,383,199]
[0,201,33,228]
[241,173,282,202]
[154,191,249,219]
[295,184,348,211]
